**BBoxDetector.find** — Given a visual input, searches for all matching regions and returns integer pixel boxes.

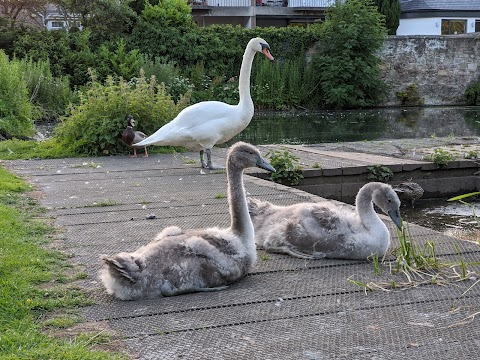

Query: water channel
[228,106,480,242]
[228,106,480,145]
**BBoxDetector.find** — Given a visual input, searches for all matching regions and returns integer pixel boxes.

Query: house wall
[378,35,480,106]
[398,17,479,36]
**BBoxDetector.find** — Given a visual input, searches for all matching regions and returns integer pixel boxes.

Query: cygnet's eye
[387,198,392,203]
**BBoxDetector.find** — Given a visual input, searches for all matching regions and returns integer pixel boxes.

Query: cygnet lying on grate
[248,182,403,260]
[99,142,275,300]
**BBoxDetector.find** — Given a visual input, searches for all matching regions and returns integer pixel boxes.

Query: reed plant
[252,56,315,110]
[349,223,479,292]
[18,56,73,121]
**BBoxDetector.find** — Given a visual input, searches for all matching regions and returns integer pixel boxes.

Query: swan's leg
[266,246,326,260]
[143,146,148,158]
[205,148,225,170]
[199,150,208,169]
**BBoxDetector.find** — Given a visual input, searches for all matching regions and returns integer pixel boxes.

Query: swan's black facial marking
[261,43,270,51]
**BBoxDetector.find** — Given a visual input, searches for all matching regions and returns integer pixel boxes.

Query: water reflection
[228,106,480,145]
[401,199,480,243]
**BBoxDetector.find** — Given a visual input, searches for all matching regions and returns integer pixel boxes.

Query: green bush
[309,0,387,109]
[129,24,318,83]
[18,57,73,121]
[0,50,35,138]
[396,83,424,106]
[54,71,191,156]
[267,149,303,186]
[465,80,480,105]
[96,38,143,82]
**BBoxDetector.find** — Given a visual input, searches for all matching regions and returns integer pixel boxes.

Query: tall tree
[309,0,387,109]
[373,0,400,35]
[0,0,48,28]
[62,0,136,36]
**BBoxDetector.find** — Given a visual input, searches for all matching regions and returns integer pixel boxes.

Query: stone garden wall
[378,35,480,106]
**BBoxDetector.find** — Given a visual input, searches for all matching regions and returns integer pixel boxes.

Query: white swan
[122,115,148,158]
[133,37,274,169]
[248,182,403,260]
[99,142,275,300]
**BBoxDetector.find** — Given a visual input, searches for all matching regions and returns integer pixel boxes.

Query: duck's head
[373,185,403,230]
[126,115,135,128]
[249,37,274,61]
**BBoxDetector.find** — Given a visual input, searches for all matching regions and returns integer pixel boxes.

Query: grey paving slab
[4,150,480,360]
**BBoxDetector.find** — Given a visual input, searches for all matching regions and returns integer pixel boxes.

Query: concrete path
[5,145,480,359]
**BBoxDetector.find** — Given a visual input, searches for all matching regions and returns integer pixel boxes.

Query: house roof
[400,0,480,12]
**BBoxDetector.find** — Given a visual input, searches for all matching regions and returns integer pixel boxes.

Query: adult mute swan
[99,142,275,300]
[133,37,274,169]
[248,182,403,260]
[122,115,148,158]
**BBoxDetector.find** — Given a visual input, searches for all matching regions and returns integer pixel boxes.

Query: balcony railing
[188,0,338,7]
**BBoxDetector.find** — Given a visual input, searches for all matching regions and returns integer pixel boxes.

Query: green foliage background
[0,0,392,149]
[309,0,387,109]
[55,71,191,156]
[0,50,35,138]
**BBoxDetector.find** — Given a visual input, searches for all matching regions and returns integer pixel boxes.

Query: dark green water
[227,106,480,145]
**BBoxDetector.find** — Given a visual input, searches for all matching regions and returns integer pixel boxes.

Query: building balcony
[188,0,337,7]
[188,0,339,27]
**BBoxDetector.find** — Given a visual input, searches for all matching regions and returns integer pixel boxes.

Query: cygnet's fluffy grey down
[248,182,403,260]
[100,142,275,300]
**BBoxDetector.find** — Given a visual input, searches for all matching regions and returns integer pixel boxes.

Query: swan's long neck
[355,183,382,229]
[238,47,255,112]
[227,162,254,240]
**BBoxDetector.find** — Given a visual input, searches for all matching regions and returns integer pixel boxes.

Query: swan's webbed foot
[267,246,326,260]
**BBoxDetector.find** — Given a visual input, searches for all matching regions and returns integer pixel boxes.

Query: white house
[397,0,480,36]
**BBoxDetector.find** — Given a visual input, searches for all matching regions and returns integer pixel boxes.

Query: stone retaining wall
[379,35,480,106]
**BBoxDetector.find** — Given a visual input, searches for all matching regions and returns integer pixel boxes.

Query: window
[476,20,480,33]
[51,21,64,28]
[441,19,466,35]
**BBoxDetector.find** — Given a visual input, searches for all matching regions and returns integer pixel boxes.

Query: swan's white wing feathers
[135,101,250,149]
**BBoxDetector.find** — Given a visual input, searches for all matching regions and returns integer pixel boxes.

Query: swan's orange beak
[262,48,274,61]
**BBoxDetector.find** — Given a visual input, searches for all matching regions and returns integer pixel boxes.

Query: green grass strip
[0,165,125,359]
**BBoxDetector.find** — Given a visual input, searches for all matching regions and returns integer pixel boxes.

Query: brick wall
[378,35,480,106]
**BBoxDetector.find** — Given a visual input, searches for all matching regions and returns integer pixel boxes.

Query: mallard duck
[393,181,424,208]
[133,37,274,169]
[122,115,148,158]
[247,182,403,260]
[99,142,275,300]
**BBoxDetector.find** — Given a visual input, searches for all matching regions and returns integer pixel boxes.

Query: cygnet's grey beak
[257,156,276,173]
[388,208,403,230]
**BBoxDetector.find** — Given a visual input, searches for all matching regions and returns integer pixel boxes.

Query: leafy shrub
[96,39,143,81]
[465,80,480,105]
[18,57,72,121]
[267,149,303,186]
[367,165,393,182]
[424,148,454,167]
[0,50,35,138]
[309,0,387,109]
[396,83,424,106]
[252,56,313,110]
[54,71,191,156]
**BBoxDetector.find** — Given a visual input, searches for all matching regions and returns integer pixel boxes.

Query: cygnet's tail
[101,253,144,283]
